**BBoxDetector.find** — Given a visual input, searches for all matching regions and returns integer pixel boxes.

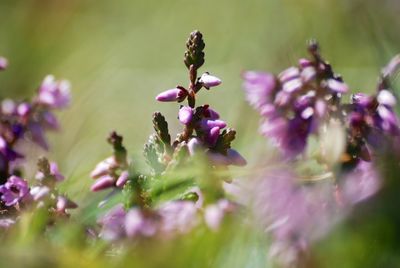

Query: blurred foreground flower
[242,43,400,266]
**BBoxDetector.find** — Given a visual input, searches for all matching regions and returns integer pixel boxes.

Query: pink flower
[199,73,222,88]
[90,157,118,179]
[37,75,71,109]
[56,195,78,213]
[125,208,158,238]
[155,88,187,102]
[0,176,29,206]
[90,175,115,192]
[158,201,199,236]
[204,199,234,231]
[99,204,126,241]
[0,57,8,70]
[116,171,129,188]
[178,106,193,125]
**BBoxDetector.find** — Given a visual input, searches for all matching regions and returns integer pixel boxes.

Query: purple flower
[28,122,49,150]
[340,161,381,205]
[116,171,129,188]
[37,75,71,109]
[30,186,50,201]
[56,195,78,213]
[1,99,16,115]
[0,218,15,229]
[377,90,396,107]
[242,71,276,111]
[158,201,198,236]
[35,161,65,182]
[205,126,220,147]
[382,54,400,77]
[0,176,29,206]
[200,119,227,130]
[155,87,187,102]
[199,73,222,88]
[208,149,247,166]
[17,102,31,117]
[187,138,202,156]
[125,208,158,238]
[326,79,348,93]
[99,204,126,241]
[178,106,193,125]
[0,57,8,70]
[204,199,234,231]
[90,157,118,179]
[203,106,220,120]
[90,175,115,192]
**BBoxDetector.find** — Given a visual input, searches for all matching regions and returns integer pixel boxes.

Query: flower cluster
[0,157,77,228]
[242,43,400,266]
[243,41,351,158]
[155,30,246,167]
[0,57,74,226]
[90,31,243,241]
[0,60,70,185]
[90,132,129,192]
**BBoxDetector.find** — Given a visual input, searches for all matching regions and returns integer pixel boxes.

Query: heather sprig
[90,31,244,241]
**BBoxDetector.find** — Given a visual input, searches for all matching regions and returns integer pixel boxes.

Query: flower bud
[199,73,222,88]
[382,54,400,78]
[56,196,78,212]
[178,106,193,125]
[116,171,129,188]
[187,138,202,155]
[203,106,220,119]
[226,149,247,166]
[0,57,8,70]
[200,119,227,130]
[278,67,300,83]
[206,127,220,147]
[155,88,186,102]
[377,90,396,107]
[90,156,118,179]
[37,75,71,109]
[1,99,16,115]
[30,186,50,201]
[91,175,115,192]
[17,103,31,117]
[326,79,348,93]
[298,58,313,68]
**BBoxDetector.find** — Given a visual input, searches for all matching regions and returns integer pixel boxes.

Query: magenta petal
[377,90,396,107]
[278,67,300,83]
[226,149,247,166]
[28,122,49,150]
[326,79,348,93]
[187,138,202,156]
[116,171,129,188]
[206,127,220,147]
[90,157,117,179]
[155,88,185,102]
[199,73,222,88]
[0,57,8,70]
[201,119,227,130]
[91,175,115,192]
[56,196,78,212]
[382,54,400,77]
[242,71,276,111]
[204,107,220,120]
[178,106,193,125]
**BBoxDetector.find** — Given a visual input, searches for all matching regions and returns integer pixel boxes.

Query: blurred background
[0,0,399,266]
